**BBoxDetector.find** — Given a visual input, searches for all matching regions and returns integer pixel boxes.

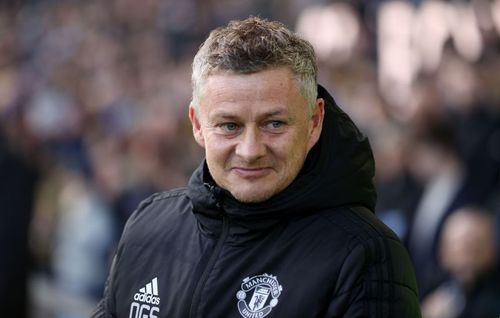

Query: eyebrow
[209,108,288,121]
[208,112,239,121]
[260,109,287,117]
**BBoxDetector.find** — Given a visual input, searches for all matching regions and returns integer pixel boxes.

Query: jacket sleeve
[91,256,118,318]
[90,194,158,318]
[325,236,422,318]
[90,298,106,318]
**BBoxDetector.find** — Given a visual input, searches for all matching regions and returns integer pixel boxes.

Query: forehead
[200,67,302,108]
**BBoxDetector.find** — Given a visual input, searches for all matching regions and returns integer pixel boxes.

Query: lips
[232,167,272,178]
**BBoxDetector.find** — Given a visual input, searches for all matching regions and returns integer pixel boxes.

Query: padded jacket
[92,85,421,318]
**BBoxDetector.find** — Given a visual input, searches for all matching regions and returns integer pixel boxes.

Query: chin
[230,189,276,204]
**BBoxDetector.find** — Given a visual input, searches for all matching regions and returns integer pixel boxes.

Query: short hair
[191,16,318,112]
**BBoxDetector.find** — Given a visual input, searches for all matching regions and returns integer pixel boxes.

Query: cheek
[274,134,309,167]
[204,135,234,164]
[291,129,312,156]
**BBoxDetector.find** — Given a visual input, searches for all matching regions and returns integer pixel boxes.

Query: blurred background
[0,0,499,317]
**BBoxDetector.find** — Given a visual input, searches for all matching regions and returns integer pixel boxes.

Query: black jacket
[93,86,421,318]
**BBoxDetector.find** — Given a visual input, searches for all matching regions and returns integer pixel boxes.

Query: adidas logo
[133,277,161,305]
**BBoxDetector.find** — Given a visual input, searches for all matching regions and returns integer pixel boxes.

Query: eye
[222,123,238,131]
[217,122,240,134]
[266,120,285,130]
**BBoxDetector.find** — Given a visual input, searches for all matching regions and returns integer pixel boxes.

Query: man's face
[189,67,324,203]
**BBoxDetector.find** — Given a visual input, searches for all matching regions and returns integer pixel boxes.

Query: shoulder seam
[149,187,188,202]
[126,188,189,225]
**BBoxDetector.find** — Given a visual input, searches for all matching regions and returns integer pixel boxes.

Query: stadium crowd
[1,0,499,317]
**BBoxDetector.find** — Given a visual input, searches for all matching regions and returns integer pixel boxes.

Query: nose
[235,127,266,162]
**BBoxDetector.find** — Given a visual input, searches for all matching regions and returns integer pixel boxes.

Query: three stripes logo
[129,277,160,318]
[135,277,160,304]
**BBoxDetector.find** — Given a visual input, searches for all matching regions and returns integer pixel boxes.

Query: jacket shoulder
[118,188,193,244]
[321,206,399,243]
[321,206,422,317]
[126,188,190,222]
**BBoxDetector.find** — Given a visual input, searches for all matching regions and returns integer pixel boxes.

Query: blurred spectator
[436,52,500,210]
[53,173,114,296]
[50,171,115,317]
[0,131,39,318]
[296,3,361,65]
[405,117,466,295]
[372,124,422,240]
[421,206,500,318]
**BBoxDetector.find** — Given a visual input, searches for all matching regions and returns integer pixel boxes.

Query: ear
[307,98,325,152]
[189,105,205,148]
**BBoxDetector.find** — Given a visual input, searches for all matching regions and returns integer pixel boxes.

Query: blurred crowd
[0,0,499,317]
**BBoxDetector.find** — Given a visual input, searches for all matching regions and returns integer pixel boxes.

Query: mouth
[232,167,272,178]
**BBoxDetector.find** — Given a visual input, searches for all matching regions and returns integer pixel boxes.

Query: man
[0,133,38,318]
[422,207,500,318]
[93,17,421,317]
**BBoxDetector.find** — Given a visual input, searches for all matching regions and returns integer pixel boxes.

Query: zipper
[189,188,229,318]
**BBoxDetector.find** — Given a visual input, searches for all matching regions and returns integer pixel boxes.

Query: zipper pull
[204,182,223,210]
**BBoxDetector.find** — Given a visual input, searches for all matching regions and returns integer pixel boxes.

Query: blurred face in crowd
[189,67,324,203]
[440,209,497,287]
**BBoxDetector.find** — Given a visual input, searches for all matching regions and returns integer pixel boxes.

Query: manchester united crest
[236,273,283,318]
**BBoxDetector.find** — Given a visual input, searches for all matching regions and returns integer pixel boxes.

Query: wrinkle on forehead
[200,67,299,105]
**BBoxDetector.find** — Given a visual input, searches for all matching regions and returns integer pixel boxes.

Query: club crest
[236,273,283,318]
